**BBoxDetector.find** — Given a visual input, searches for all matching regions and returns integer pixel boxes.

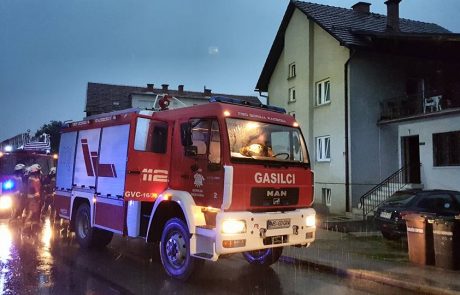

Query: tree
[35,120,63,153]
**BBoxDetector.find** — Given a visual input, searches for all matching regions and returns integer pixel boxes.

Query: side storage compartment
[55,131,78,218]
[93,124,130,233]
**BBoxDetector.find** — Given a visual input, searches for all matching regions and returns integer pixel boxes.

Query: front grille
[263,235,288,245]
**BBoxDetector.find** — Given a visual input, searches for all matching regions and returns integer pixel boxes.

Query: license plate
[380,211,392,219]
[267,218,291,230]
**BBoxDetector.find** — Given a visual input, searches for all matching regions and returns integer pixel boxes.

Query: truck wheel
[243,247,283,266]
[75,203,113,249]
[160,218,200,280]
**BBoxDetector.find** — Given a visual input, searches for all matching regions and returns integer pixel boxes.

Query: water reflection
[41,218,53,248]
[0,224,12,263]
[0,224,12,294]
[0,218,58,294]
[37,218,54,292]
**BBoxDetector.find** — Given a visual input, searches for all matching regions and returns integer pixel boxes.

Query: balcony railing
[380,91,460,121]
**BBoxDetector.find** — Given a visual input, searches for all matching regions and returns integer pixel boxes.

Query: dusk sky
[1,0,459,141]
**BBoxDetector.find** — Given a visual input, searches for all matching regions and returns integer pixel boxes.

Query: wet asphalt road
[0,218,408,295]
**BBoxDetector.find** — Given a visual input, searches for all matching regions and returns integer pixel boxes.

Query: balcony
[380,90,460,123]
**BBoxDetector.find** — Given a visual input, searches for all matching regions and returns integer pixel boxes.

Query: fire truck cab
[55,97,315,280]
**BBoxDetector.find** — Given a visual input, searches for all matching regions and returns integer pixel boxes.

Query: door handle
[128,170,141,175]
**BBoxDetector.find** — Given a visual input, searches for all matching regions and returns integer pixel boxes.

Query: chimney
[204,87,212,96]
[146,83,154,91]
[351,2,371,13]
[178,84,184,93]
[385,0,401,32]
[161,84,169,92]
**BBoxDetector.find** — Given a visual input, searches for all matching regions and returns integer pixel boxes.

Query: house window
[316,79,330,105]
[316,136,330,162]
[433,130,460,166]
[288,63,296,78]
[289,87,296,103]
[322,188,331,206]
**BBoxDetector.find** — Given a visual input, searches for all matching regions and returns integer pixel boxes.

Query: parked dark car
[375,189,460,240]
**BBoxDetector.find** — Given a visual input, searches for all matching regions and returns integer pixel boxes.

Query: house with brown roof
[256,0,460,216]
[86,82,261,117]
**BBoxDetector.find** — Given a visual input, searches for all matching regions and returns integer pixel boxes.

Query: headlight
[222,219,246,234]
[0,195,12,210]
[306,215,316,227]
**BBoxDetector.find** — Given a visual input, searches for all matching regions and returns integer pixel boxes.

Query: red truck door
[124,116,171,201]
[171,118,224,208]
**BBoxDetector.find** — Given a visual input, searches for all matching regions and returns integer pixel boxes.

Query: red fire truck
[55,96,315,280]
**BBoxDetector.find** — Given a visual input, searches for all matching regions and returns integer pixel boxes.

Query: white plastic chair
[423,95,442,113]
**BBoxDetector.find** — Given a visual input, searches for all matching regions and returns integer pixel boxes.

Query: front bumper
[214,208,316,255]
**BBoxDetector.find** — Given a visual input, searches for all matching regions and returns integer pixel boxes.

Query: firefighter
[41,167,56,220]
[10,163,26,220]
[25,164,42,230]
[240,133,274,157]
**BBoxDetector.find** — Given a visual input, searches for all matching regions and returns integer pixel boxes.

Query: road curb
[280,255,460,295]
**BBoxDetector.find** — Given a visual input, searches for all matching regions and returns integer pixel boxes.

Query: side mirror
[185,145,197,157]
[181,122,193,146]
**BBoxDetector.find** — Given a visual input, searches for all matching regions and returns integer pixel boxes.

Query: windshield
[226,118,309,164]
[383,192,416,206]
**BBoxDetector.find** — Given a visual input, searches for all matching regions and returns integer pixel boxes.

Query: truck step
[194,253,214,260]
[195,225,216,238]
[196,225,215,230]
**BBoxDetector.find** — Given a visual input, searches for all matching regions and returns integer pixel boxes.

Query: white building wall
[398,115,460,191]
[267,8,350,213]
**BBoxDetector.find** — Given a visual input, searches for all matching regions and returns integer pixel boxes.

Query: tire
[75,203,113,249]
[159,218,201,280]
[243,247,283,266]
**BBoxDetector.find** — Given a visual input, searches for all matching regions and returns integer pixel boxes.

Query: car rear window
[384,192,416,206]
[416,194,453,211]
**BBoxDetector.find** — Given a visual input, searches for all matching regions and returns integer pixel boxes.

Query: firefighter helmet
[14,163,26,171]
[49,167,56,175]
[29,164,42,173]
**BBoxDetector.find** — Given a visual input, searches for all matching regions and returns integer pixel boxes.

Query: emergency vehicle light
[2,180,14,190]
[209,96,286,114]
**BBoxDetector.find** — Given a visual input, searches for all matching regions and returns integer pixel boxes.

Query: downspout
[258,91,269,105]
[344,49,356,213]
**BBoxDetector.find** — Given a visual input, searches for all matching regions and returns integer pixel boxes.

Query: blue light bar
[209,96,286,114]
[2,180,14,190]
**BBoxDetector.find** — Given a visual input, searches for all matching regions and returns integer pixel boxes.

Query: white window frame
[322,188,331,206]
[288,87,296,103]
[288,62,296,79]
[316,79,330,106]
[316,136,331,162]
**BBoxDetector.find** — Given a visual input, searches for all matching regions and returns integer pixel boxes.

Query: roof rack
[209,96,286,114]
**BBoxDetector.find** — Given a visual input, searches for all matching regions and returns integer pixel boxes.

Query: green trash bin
[404,214,435,265]
[433,216,460,270]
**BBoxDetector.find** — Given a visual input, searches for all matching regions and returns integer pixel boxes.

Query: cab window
[134,118,168,153]
[189,119,221,164]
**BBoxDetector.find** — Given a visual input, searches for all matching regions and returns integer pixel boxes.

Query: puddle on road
[0,218,124,295]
